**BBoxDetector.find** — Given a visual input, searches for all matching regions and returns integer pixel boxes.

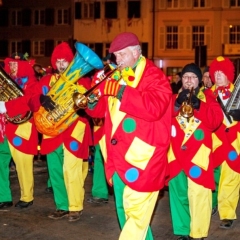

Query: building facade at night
[0,0,240,79]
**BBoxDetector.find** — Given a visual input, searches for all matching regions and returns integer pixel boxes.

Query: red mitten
[98,79,121,96]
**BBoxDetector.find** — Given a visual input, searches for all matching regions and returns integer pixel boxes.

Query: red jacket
[29,74,92,158]
[3,62,39,155]
[207,84,240,173]
[168,90,223,189]
[87,58,172,192]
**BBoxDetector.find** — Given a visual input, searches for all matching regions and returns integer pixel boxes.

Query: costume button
[181,145,187,150]
[111,138,117,145]
[225,128,229,132]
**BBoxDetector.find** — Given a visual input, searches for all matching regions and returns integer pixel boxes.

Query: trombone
[73,64,120,109]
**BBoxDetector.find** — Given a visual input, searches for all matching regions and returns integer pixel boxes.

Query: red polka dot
[128,76,135,81]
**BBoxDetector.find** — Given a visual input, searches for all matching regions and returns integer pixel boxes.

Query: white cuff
[0,101,6,114]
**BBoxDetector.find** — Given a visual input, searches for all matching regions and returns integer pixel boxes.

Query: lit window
[167,0,179,8]
[11,41,22,54]
[83,2,94,19]
[193,0,205,7]
[229,25,240,43]
[33,41,45,56]
[105,1,117,19]
[230,0,240,7]
[192,26,204,48]
[11,10,22,26]
[57,9,69,25]
[34,10,45,25]
[128,1,140,18]
[166,26,178,49]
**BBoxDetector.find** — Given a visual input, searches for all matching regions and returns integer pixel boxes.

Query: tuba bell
[0,65,32,124]
[33,42,104,137]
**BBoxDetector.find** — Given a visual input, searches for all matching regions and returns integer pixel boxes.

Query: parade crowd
[0,32,240,240]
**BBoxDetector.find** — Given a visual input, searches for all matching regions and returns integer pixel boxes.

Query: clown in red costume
[29,42,92,222]
[207,56,240,229]
[167,63,223,240]
[0,53,38,209]
[85,32,172,240]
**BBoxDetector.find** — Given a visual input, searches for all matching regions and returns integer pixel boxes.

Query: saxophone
[33,42,104,137]
[0,65,32,124]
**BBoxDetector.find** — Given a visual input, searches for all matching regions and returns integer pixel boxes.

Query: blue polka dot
[228,151,238,161]
[12,136,22,147]
[189,166,201,178]
[125,168,139,183]
[42,85,49,95]
[69,141,79,151]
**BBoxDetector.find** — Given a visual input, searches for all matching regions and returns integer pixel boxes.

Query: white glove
[0,101,6,114]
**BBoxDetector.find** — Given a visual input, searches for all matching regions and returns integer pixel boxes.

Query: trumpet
[179,87,194,120]
[73,64,120,109]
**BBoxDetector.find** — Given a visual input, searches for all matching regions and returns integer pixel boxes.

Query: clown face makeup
[9,61,18,77]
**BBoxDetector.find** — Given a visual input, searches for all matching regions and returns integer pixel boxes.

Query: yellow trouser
[9,142,34,202]
[188,178,212,238]
[120,186,158,240]
[218,161,240,220]
[63,145,88,212]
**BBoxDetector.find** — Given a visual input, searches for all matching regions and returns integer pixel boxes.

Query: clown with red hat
[86,32,172,240]
[208,56,240,229]
[0,52,39,209]
[28,41,92,222]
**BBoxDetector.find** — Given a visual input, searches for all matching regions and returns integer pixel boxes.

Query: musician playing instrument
[85,32,172,240]
[207,56,240,229]
[29,42,92,222]
[167,63,223,240]
[0,53,38,209]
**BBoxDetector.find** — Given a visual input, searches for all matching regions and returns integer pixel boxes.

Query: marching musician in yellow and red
[85,32,172,240]
[207,56,240,229]
[0,53,38,209]
[29,42,92,222]
[167,63,223,240]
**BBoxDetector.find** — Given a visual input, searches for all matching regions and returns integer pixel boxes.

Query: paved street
[1,160,240,240]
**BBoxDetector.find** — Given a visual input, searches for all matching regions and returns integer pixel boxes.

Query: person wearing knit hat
[0,53,39,209]
[86,32,172,240]
[208,56,240,230]
[168,62,223,239]
[51,42,74,72]
[28,42,92,222]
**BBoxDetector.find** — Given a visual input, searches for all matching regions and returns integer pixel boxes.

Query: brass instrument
[73,64,120,109]
[0,65,32,124]
[33,42,104,137]
[179,87,194,120]
[225,74,240,113]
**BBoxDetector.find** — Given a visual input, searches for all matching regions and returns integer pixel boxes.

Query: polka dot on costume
[122,118,136,133]
[171,125,176,137]
[128,76,135,81]
[12,136,22,147]
[189,165,202,178]
[69,141,79,151]
[42,86,49,95]
[125,168,139,182]
[194,129,204,141]
[228,150,238,161]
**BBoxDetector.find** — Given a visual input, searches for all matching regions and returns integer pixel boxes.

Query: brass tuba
[179,87,194,120]
[0,65,32,124]
[33,42,104,137]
